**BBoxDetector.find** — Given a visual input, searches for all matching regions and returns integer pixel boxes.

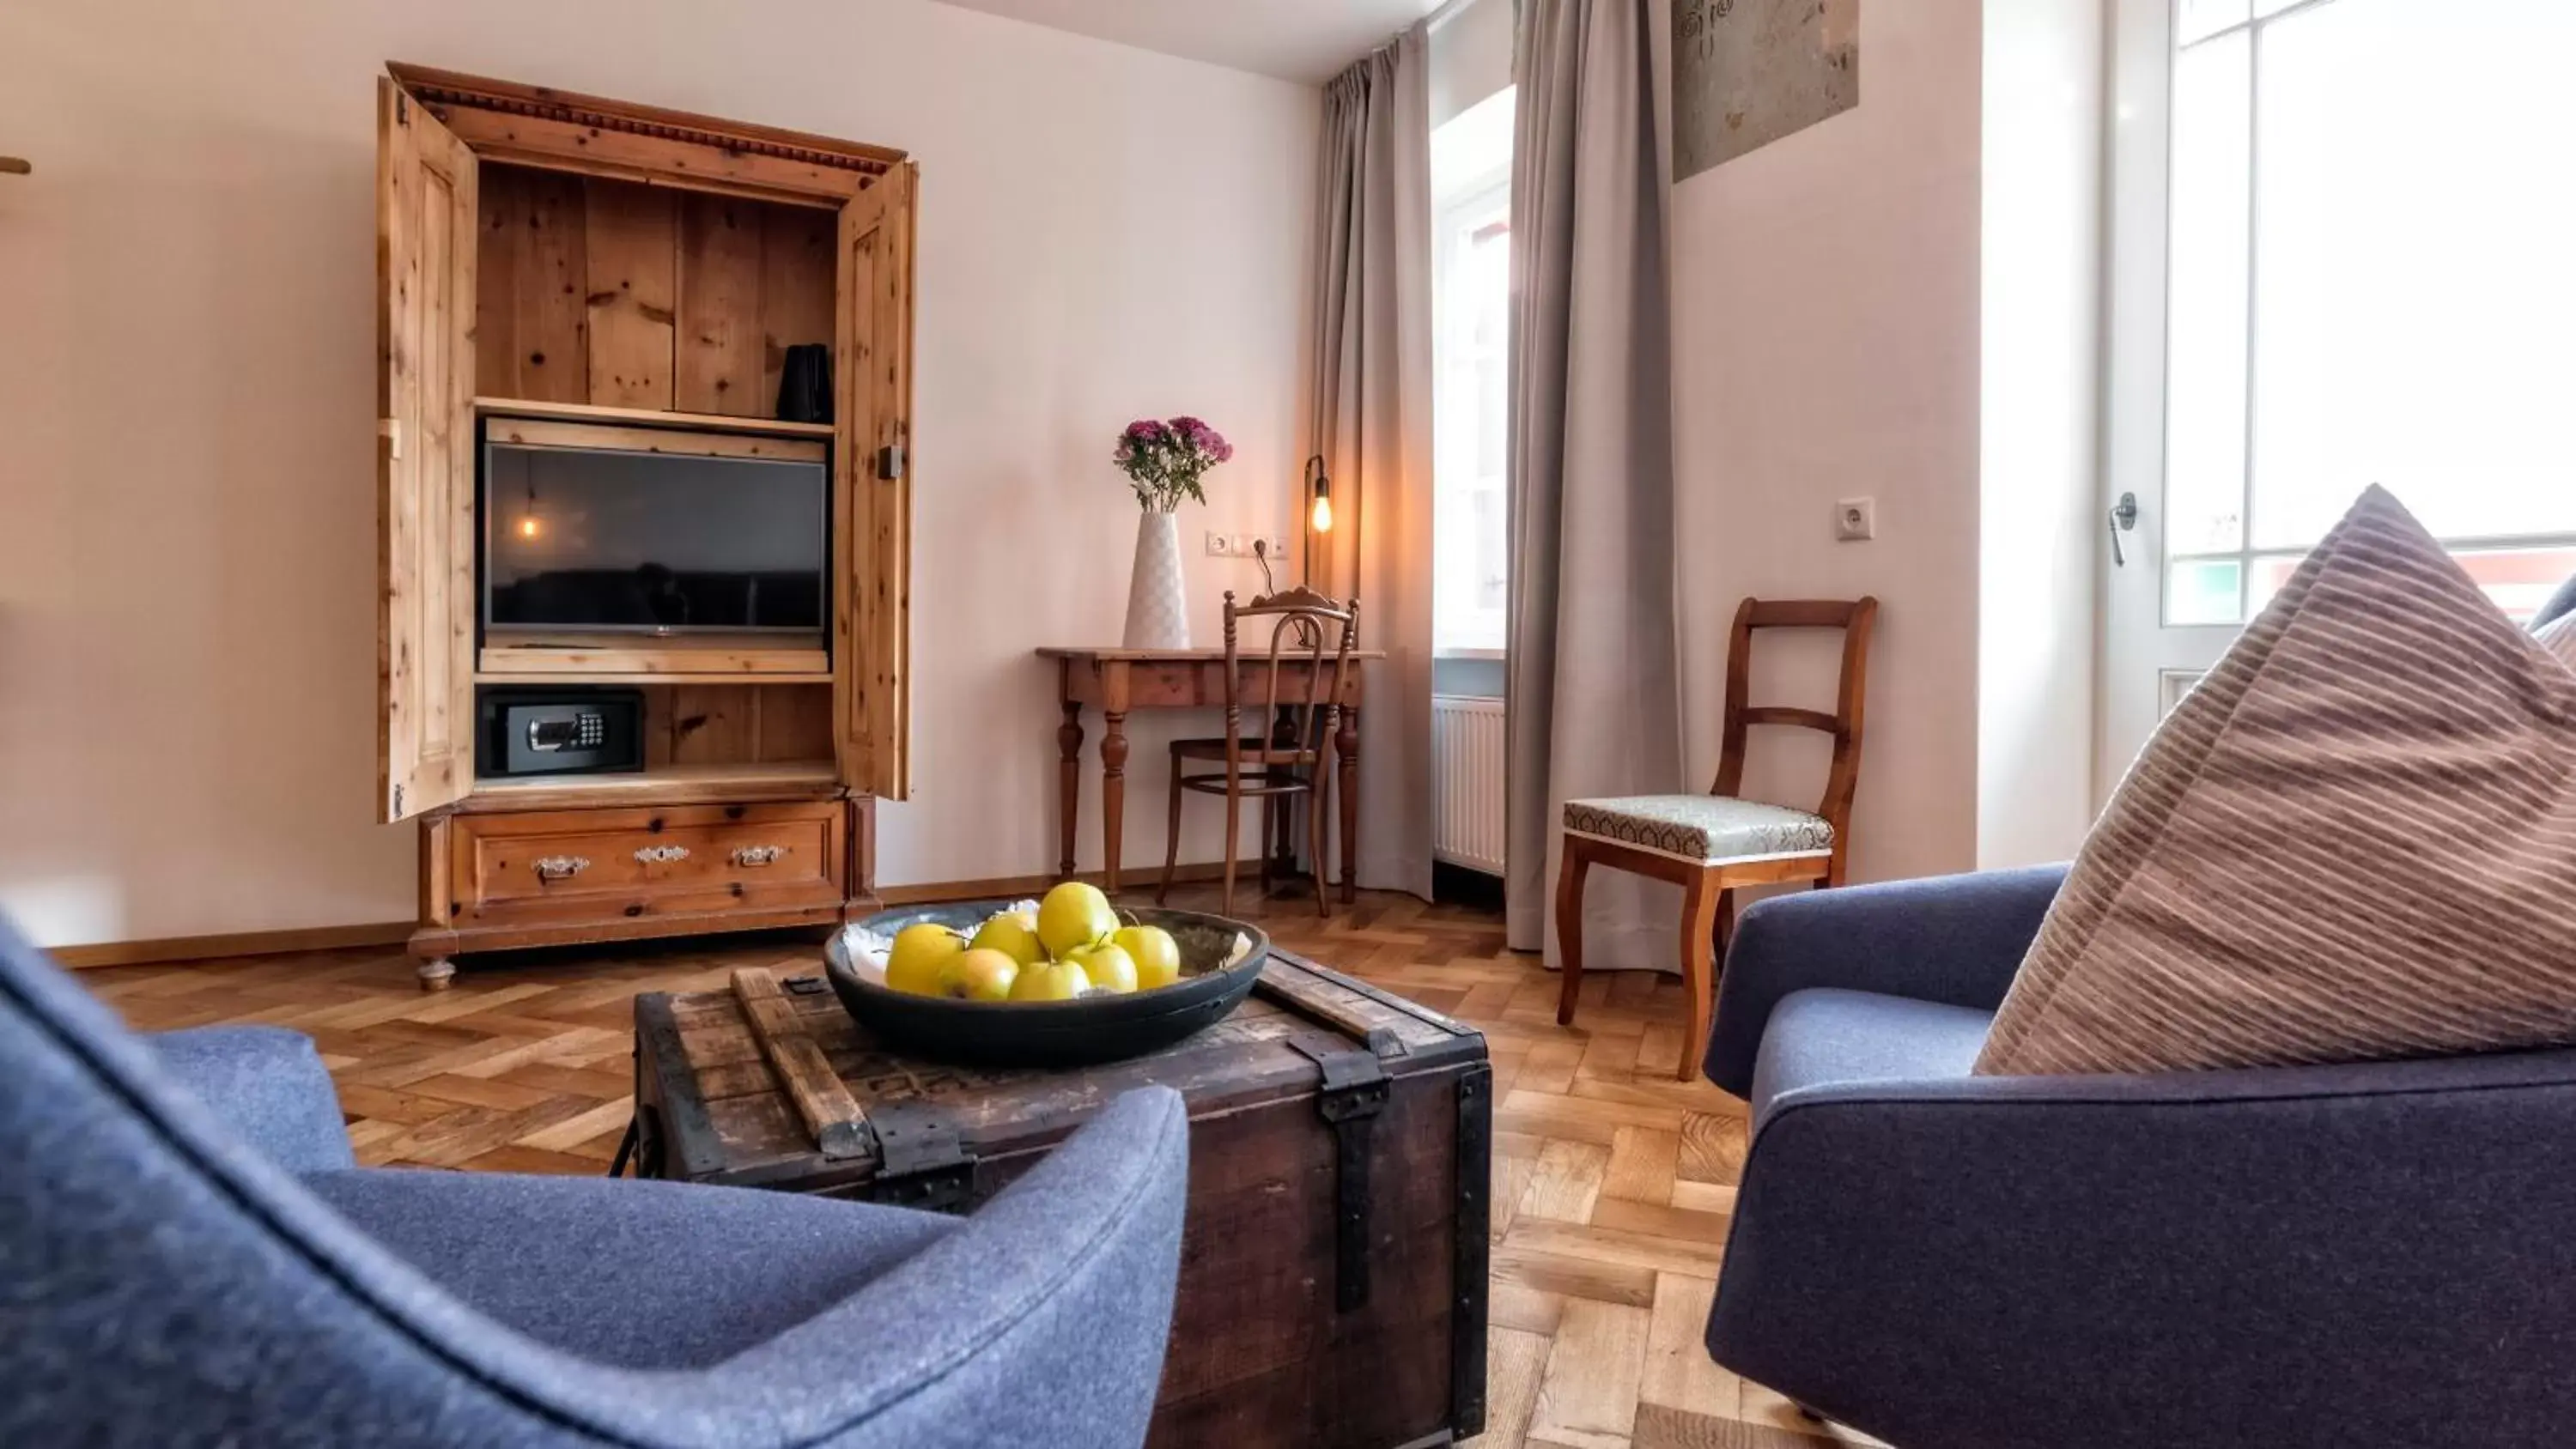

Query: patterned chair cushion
[1563,795,1833,864]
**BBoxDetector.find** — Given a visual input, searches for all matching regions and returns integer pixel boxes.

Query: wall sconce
[1305,454,1334,534]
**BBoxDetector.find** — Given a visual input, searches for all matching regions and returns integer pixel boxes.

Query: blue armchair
[0,914,1189,1448]
[1699,866,2576,1449]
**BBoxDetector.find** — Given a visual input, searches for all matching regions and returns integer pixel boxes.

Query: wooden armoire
[374,64,914,990]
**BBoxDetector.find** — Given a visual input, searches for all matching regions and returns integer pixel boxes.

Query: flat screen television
[481,427,829,637]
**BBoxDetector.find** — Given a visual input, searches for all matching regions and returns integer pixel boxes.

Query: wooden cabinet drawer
[447,802,846,926]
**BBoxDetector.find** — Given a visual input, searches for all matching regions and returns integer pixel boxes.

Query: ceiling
[935,0,1444,85]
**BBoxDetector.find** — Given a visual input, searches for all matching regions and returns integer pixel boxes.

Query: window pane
[2245,552,2303,617]
[1433,89,1515,655]
[2455,543,2576,621]
[2250,0,2576,549]
[2167,557,2245,624]
[2163,30,2252,561]
[2178,0,2251,45]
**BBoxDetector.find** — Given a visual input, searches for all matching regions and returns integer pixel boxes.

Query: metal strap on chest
[1292,1027,1403,1313]
[863,1100,976,1212]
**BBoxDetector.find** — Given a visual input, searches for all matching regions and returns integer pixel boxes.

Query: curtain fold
[1504,0,1684,964]
[1309,27,1438,900]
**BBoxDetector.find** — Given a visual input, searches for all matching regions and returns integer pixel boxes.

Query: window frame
[2157,0,2576,626]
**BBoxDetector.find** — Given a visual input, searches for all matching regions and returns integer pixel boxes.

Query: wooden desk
[1038,646,1384,899]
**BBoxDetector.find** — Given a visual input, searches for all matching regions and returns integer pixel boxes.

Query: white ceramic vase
[1121,510,1190,650]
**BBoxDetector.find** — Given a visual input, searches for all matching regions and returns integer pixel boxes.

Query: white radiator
[1431,694,1508,876]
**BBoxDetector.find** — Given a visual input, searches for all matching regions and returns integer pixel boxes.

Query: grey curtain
[1504,0,1683,963]
[1310,27,1438,900]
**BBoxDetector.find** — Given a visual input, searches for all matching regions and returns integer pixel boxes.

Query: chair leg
[1309,775,1331,919]
[1260,797,1276,887]
[1157,767,1185,906]
[1220,779,1242,919]
[1553,842,1592,1026]
[1714,887,1738,962]
[1677,870,1721,1082]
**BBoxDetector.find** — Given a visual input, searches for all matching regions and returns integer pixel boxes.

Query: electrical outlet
[1231,533,1257,558]
[1206,531,1233,556]
[1267,535,1291,560]
[1834,497,1876,542]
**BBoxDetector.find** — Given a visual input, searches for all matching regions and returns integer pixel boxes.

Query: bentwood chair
[1157,587,1360,919]
[1555,597,1878,1078]
[1,910,1190,1449]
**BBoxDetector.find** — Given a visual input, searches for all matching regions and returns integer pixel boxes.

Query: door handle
[2108,491,2139,567]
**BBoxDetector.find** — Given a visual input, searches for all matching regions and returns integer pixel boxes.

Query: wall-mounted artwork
[1674,0,1860,180]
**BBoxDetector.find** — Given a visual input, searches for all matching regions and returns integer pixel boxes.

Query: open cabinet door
[376,78,479,822]
[833,162,917,800]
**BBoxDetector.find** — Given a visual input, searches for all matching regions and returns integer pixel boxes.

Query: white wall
[0,0,1318,947]
[1430,0,1516,128]
[1668,0,1987,886]
[1978,0,2103,868]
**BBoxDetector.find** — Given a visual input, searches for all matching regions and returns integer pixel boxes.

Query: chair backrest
[1711,597,1880,834]
[1220,585,1360,772]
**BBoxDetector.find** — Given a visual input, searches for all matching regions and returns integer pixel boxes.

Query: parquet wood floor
[81,882,1882,1449]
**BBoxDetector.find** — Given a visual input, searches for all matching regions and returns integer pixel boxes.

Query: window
[1432,87,1514,655]
[2161,0,2576,624]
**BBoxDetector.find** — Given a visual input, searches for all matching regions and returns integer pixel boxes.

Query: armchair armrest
[1710,1048,2576,1449]
[148,1026,353,1172]
[299,1086,1190,1446]
[1703,864,2067,1095]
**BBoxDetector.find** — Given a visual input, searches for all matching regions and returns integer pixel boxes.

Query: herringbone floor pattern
[82,882,1877,1449]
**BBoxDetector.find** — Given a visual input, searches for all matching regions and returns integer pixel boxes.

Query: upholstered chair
[1698,864,2576,1447]
[0,914,1189,1449]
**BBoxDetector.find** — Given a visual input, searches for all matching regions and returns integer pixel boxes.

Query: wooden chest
[630,949,1492,1449]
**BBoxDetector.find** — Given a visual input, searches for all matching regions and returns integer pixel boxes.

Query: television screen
[482,436,829,635]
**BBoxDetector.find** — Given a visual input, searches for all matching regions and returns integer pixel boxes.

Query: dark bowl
[823,901,1270,1068]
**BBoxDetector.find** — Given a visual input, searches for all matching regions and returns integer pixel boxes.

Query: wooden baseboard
[54,861,1267,969]
[53,921,416,970]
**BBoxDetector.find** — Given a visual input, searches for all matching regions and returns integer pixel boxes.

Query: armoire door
[833,162,917,801]
[376,77,480,822]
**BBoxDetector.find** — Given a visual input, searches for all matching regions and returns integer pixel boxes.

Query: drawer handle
[532,855,591,882]
[634,845,692,865]
[731,845,787,868]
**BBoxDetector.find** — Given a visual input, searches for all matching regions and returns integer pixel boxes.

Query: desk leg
[1335,706,1359,904]
[1102,710,1129,894]
[1056,701,1084,880]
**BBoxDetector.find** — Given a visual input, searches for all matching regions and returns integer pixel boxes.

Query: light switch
[1834,497,1876,542]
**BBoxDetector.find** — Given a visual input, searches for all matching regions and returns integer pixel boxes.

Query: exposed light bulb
[1309,492,1334,533]
[517,516,542,540]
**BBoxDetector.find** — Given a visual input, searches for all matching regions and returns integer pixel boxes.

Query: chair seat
[1747,987,1993,1128]
[1170,737,1325,767]
[1564,794,1834,864]
[307,1168,957,1370]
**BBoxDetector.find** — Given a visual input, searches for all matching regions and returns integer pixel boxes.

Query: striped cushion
[1976,486,2576,1076]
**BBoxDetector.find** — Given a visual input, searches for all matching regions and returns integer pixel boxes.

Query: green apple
[1066,942,1139,994]
[969,910,1046,967]
[1112,925,1183,990]
[884,923,967,996]
[1009,958,1093,1002]
[1036,881,1119,958]
[939,947,1021,1003]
